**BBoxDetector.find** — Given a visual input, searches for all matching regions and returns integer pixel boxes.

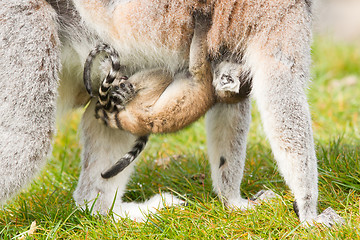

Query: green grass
[1,36,360,239]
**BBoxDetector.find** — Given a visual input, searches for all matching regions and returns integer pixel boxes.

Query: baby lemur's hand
[95,76,137,128]
[108,78,136,111]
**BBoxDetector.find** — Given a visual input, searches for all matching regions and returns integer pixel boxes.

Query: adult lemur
[0,0,336,225]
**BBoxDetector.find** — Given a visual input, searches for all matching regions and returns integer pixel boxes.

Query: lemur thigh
[0,0,60,203]
[107,17,215,136]
[246,8,318,223]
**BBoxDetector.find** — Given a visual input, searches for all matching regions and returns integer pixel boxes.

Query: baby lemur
[84,19,249,178]
[86,14,249,136]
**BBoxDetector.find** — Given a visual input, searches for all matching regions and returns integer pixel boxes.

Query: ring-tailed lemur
[1,0,343,226]
[82,31,248,178]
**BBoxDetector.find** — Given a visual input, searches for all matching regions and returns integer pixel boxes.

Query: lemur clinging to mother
[83,14,249,178]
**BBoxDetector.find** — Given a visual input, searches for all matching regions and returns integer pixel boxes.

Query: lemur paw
[215,73,241,93]
[225,190,279,211]
[225,198,255,211]
[250,189,280,203]
[109,80,136,110]
[301,207,345,228]
[213,62,242,94]
[94,77,136,129]
[111,193,185,222]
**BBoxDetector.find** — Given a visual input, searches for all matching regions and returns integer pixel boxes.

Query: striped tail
[83,43,121,97]
[101,135,149,179]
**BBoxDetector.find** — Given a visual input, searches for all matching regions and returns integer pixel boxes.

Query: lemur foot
[112,193,185,222]
[313,207,345,227]
[301,207,345,228]
[108,80,136,110]
[225,190,279,211]
[250,189,280,203]
[95,77,136,128]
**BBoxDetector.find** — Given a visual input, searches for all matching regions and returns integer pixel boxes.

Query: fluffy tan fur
[99,13,215,135]
[78,0,310,54]
[78,0,262,135]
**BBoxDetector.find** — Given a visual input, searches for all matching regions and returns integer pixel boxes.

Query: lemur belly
[79,0,195,72]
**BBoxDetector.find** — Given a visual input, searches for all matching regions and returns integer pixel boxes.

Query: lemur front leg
[97,49,251,136]
[99,59,251,127]
[0,0,60,203]
[74,100,184,221]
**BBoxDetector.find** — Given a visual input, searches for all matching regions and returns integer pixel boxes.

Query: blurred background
[316,0,360,42]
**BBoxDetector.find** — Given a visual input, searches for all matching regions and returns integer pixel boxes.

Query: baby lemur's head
[212,61,252,103]
[212,61,243,94]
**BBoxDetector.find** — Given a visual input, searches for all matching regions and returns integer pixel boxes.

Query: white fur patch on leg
[112,193,184,222]
[250,190,280,204]
[226,198,254,211]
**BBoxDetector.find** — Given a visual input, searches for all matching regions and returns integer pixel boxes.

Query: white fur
[212,62,242,93]
[206,101,252,210]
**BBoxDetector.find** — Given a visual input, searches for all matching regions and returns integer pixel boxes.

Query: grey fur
[0,0,60,202]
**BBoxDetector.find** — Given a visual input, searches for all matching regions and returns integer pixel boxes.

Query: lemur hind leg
[246,18,318,223]
[206,98,252,210]
[74,100,183,221]
[0,1,60,203]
